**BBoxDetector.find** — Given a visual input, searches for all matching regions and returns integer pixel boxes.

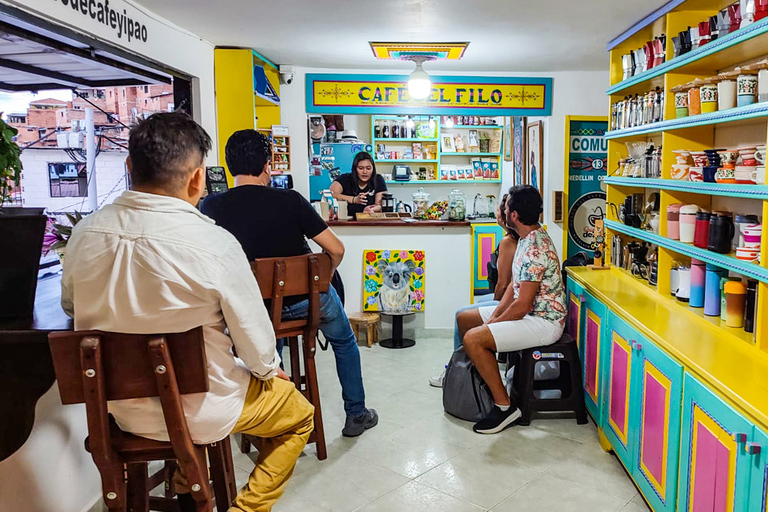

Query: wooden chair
[48,327,237,512]
[240,253,331,461]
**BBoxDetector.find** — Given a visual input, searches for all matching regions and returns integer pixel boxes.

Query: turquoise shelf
[604,177,768,200]
[440,152,502,157]
[441,125,502,130]
[607,17,768,95]
[385,179,502,184]
[604,219,768,283]
[373,138,439,142]
[605,102,768,139]
[375,159,438,163]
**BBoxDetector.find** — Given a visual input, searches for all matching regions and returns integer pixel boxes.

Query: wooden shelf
[605,101,768,139]
[605,219,768,283]
[385,179,502,184]
[604,177,768,200]
[440,152,502,157]
[441,125,502,129]
[608,17,768,95]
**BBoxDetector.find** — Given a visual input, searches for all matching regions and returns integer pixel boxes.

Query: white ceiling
[135,0,668,72]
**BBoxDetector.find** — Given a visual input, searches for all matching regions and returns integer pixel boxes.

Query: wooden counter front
[328,219,470,227]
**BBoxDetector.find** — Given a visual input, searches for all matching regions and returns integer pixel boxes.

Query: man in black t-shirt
[201,130,377,437]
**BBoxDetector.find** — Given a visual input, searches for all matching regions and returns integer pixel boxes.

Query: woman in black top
[330,151,388,216]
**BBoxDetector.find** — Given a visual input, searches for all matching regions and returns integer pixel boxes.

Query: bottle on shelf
[392,120,400,139]
[382,120,390,138]
[374,120,381,139]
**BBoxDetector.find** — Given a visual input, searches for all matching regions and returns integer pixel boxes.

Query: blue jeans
[453,295,499,351]
[279,286,366,417]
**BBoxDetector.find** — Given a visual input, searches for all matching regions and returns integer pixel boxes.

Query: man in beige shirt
[62,112,313,512]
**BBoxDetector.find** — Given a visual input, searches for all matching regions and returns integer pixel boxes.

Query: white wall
[20,149,129,212]
[281,67,609,258]
[0,0,218,163]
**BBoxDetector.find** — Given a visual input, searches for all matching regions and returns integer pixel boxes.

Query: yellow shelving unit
[604,4,768,353]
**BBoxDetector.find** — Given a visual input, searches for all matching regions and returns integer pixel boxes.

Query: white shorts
[477,306,564,352]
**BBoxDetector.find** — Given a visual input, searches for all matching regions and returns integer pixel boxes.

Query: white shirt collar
[113,190,214,224]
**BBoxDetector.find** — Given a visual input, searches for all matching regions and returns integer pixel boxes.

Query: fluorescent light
[408,59,431,100]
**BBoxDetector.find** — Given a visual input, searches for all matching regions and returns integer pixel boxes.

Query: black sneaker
[342,408,379,437]
[472,406,521,434]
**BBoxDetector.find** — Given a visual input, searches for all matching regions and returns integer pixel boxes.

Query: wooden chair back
[49,327,213,508]
[251,253,332,342]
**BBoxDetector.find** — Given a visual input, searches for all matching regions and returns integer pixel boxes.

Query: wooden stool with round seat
[348,312,380,348]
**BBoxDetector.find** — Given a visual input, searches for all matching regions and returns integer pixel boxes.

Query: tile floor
[230,336,650,512]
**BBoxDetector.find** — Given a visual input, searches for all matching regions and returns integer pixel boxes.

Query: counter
[320,220,474,331]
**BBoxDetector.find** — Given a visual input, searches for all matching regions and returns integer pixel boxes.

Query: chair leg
[288,337,302,391]
[517,350,535,426]
[127,463,149,512]
[569,346,589,425]
[366,324,373,348]
[238,433,251,454]
[207,438,237,511]
[303,350,327,460]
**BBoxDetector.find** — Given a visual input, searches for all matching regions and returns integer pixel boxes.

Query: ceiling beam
[0,57,91,88]
[0,18,171,85]
[0,81,68,92]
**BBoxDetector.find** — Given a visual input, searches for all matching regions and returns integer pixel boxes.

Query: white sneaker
[429,368,446,388]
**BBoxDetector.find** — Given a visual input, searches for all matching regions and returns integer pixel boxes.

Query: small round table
[379,311,415,349]
[348,312,380,348]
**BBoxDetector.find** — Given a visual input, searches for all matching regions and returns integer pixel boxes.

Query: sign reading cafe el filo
[53,0,149,43]
[306,74,553,116]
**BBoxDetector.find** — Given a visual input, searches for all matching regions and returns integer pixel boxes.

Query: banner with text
[306,74,553,116]
[566,118,608,259]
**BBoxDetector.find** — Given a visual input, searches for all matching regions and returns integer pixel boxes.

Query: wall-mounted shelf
[604,177,768,200]
[372,138,439,143]
[441,125,503,130]
[607,17,768,95]
[605,219,768,283]
[605,101,768,139]
[375,159,438,163]
[385,179,502,185]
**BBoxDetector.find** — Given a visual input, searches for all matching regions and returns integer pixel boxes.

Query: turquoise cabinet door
[604,312,639,469]
[566,278,585,351]
[633,337,683,512]
[678,373,755,512]
[749,427,768,512]
[581,291,607,424]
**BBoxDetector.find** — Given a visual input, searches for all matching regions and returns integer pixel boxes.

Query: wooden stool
[348,312,380,348]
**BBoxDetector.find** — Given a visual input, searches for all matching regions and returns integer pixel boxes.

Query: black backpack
[442,347,495,422]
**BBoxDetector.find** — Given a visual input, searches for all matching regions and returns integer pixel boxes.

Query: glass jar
[412,187,431,219]
[448,189,466,221]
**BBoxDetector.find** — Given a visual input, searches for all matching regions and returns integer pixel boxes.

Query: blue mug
[703,166,718,183]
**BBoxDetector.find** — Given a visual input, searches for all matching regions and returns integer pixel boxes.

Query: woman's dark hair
[507,185,543,226]
[351,151,377,191]
[128,111,212,191]
[225,129,272,177]
[499,194,520,240]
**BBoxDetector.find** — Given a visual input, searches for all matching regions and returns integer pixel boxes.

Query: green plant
[51,211,84,253]
[0,114,23,207]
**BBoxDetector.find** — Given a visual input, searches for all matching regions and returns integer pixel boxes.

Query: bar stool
[508,333,589,426]
[48,327,237,512]
[348,312,380,347]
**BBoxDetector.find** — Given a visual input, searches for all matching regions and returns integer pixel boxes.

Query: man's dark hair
[225,130,272,177]
[507,185,543,226]
[128,112,212,191]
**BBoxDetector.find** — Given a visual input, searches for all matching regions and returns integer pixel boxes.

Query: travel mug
[724,281,746,328]
[718,79,737,110]
[721,276,739,321]
[700,83,718,113]
[679,205,699,243]
[704,265,727,316]
[690,259,706,308]
[734,215,759,249]
[694,211,712,248]
[745,280,758,333]
[737,74,758,107]
[667,204,683,239]
[675,91,689,118]
[670,267,680,297]
[676,266,691,302]
[708,211,735,254]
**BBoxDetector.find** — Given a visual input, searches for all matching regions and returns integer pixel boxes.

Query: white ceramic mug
[756,146,766,165]
[736,165,756,183]
[751,166,766,184]
[718,80,737,110]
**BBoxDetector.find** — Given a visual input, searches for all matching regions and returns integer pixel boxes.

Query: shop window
[144,86,149,93]
[122,89,126,97]
[48,162,87,198]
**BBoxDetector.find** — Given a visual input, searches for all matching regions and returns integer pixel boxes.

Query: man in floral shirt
[460,185,566,434]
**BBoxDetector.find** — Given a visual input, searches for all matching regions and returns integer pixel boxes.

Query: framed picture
[503,117,513,161]
[512,117,526,186]
[362,250,425,312]
[468,129,479,148]
[441,135,456,153]
[526,121,543,193]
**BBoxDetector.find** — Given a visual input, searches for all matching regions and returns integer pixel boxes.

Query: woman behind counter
[330,151,387,216]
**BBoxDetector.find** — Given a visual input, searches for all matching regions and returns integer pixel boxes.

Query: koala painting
[377,259,416,312]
